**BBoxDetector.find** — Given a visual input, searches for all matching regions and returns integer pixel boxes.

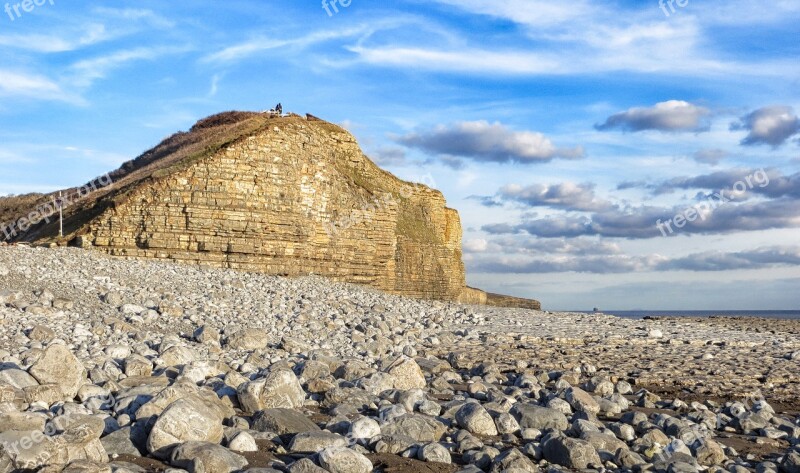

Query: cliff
[1,111,540,307]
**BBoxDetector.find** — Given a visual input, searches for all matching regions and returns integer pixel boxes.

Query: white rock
[318,446,373,473]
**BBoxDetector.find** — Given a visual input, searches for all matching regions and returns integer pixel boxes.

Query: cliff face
[15,112,476,301]
[93,116,468,300]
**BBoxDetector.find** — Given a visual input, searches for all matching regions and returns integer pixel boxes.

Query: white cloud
[498,182,613,211]
[353,1,796,79]
[464,238,489,253]
[431,0,595,29]
[0,24,110,53]
[69,46,189,88]
[202,26,373,63]
[731,106,800,147]
[91,7,175,28]
[596,101,711,133]
[0,70,83,104]
[398,121,584,164]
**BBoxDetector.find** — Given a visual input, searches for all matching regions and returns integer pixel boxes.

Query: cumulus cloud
[483,199,800,239]
[469,255,655,274]
[494,182,614,211]
[467,246,800,274]
[595,100,711,132]
[657,246,800,271]
[482,236,623,256]
[397,121,585,164]
[463,239,489,252]
[693,149,729,166]
[648,168,797,199]
[731,105,800,147]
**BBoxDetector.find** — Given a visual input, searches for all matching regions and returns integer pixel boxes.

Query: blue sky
[1,0,799,310]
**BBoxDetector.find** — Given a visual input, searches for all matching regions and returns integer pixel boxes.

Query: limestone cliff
[4,111,540,308]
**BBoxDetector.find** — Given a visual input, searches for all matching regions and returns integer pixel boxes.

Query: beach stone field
[0,246,798,473]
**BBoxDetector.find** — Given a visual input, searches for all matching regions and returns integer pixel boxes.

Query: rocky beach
[0,245,798,473]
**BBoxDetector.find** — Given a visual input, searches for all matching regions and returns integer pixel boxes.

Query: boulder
[511,404,569,431]
[170,441,248,472]
[28,344,85,399]
[225,330,268,350]
[456,402,498,436]
[146,397,225,458]
[385,357,426,390]
[566,387,600,415]
[418,442,452,464]
[318,446,373,473]
[490,448,539,472]
[252,408,320,435]
[237,370,305,413]
[543,435,602,470]
[289,431,348,453]
[381,414,446,442]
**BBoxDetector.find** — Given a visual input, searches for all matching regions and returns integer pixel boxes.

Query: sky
[1,0,799,310]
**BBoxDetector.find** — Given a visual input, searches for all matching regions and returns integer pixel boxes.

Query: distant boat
[592,307,604,314]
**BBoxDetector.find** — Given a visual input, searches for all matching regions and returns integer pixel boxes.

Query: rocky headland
[0,111,537,309]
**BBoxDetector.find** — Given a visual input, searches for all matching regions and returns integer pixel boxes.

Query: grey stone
[252,408,320,435]
[101,427,143,457]
[566,387,600,415]
[511,404,569,431]
[543,435,602,470]
[418,442,452,464]
[490,447,538,472]
[456,402,498,436]
[381,414,446,442]
[170,441,248,473]
[289,431,348,453]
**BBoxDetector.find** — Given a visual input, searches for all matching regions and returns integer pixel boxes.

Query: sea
[580,310,800,320]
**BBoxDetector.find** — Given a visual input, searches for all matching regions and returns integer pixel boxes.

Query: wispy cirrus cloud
[0,70,83,104]
[0,24,110,53]
[69,46,190,88]
[91,7,175,28]
[202,26,375,63]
